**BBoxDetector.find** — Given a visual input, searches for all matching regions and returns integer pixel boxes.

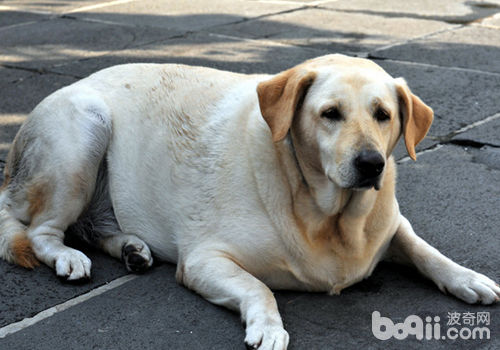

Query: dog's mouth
[327,175,381,191]
[352,177,381,191]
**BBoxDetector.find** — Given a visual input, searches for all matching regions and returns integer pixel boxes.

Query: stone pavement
[0,0,499,349]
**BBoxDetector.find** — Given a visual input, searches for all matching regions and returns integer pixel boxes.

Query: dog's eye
[374,108,390,122]
[321,107,343,121]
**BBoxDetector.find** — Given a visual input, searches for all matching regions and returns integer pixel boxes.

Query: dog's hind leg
[67,164,153,273]
[101,235,154,273]
[1,90,112,280]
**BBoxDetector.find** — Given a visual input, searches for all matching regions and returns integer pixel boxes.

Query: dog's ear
[257,68,316,142]
[395,78,433,161]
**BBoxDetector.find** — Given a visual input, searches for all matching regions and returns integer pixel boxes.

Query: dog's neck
[279,133,379,244]
[283,133,353,216]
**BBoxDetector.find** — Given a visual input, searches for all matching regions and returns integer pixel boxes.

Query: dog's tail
[0,190,39,269]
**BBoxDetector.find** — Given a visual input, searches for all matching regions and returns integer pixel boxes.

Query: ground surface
[0,1,499,349]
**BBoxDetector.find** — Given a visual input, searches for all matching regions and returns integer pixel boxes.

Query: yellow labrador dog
[0,54,498,349]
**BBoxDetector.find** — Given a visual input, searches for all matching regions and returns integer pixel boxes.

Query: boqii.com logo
[372,311,491,340]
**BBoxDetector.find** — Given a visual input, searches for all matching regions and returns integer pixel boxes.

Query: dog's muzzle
[353,150,385,190]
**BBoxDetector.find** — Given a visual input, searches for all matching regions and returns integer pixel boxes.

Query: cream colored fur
[0,55,498,350]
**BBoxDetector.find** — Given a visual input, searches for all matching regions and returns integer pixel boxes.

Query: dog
[0,54,498,349]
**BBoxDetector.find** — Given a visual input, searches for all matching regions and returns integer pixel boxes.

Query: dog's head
[257,54,433,191]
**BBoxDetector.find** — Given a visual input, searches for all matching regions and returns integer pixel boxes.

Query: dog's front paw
[440,267,500,305]
[245,320,289,350]
[54,248,91,281]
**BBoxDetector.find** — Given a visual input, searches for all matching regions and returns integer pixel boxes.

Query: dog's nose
[354,150,385,179]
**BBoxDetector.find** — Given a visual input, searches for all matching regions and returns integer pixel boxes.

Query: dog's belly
[93,64,264,263]
[104,104,217,262]
[105,126,179,262]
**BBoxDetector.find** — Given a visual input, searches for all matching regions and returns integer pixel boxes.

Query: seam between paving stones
[0,0,139,16]
[0,64,84,80]
[0,5,53,16]
[200,5,311,31]
[366,24,464,56]
[0,274,138,339]
[60,4,311,32]
[4,6,496,79]
[63,0,137,15]
[369,57,500,77]
[397,112,500,163]
[0,4,313,73]
[202,5,464,49]
[448,112,500,136]
[0,18,54,33]
[314,5,500,25]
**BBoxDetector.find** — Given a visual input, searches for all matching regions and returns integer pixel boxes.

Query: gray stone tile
[210,7,452,53]
[0,67,29,158]
[0,9,49,28]
[374,26,500,73]
[0,66,32,86]
[396,145,500,278]
[0,72,77,117]
[0,264,244,349]
[0,241,128,328]
[71,0,303,32]
[50,31,325,77]
[0,122,22,157]
[469,146,500,171]
[452,116,500,147]
[0,16,180,71]
[319,0,500,24]
[0,72,77,160]
[0,0,101,14]
[376,59,500,138]
[392,136,438,161]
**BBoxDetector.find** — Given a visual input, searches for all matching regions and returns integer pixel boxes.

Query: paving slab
[0,66,32,86]
[373,25,500,73]
[319,0,500,24]
[0,16,180,71]
[452,116,500,147]
[376,59,500,138]
[210,7,452,54]
[0,9,50,28]
[378,58,500,160]
[0,71,77,117]
[70,0,304,32]
[392,136,438,161]
[0,68,31,157]
[1,145,498,349]
[396,145,500,272]
[0,248,128,328]
[0,71,77,159]
[49,31,325,77]
[468,146,500,171]
[0,0,106,14]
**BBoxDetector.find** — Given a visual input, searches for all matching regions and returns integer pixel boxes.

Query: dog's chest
[287,239,391,294]
[257,210,397,293]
